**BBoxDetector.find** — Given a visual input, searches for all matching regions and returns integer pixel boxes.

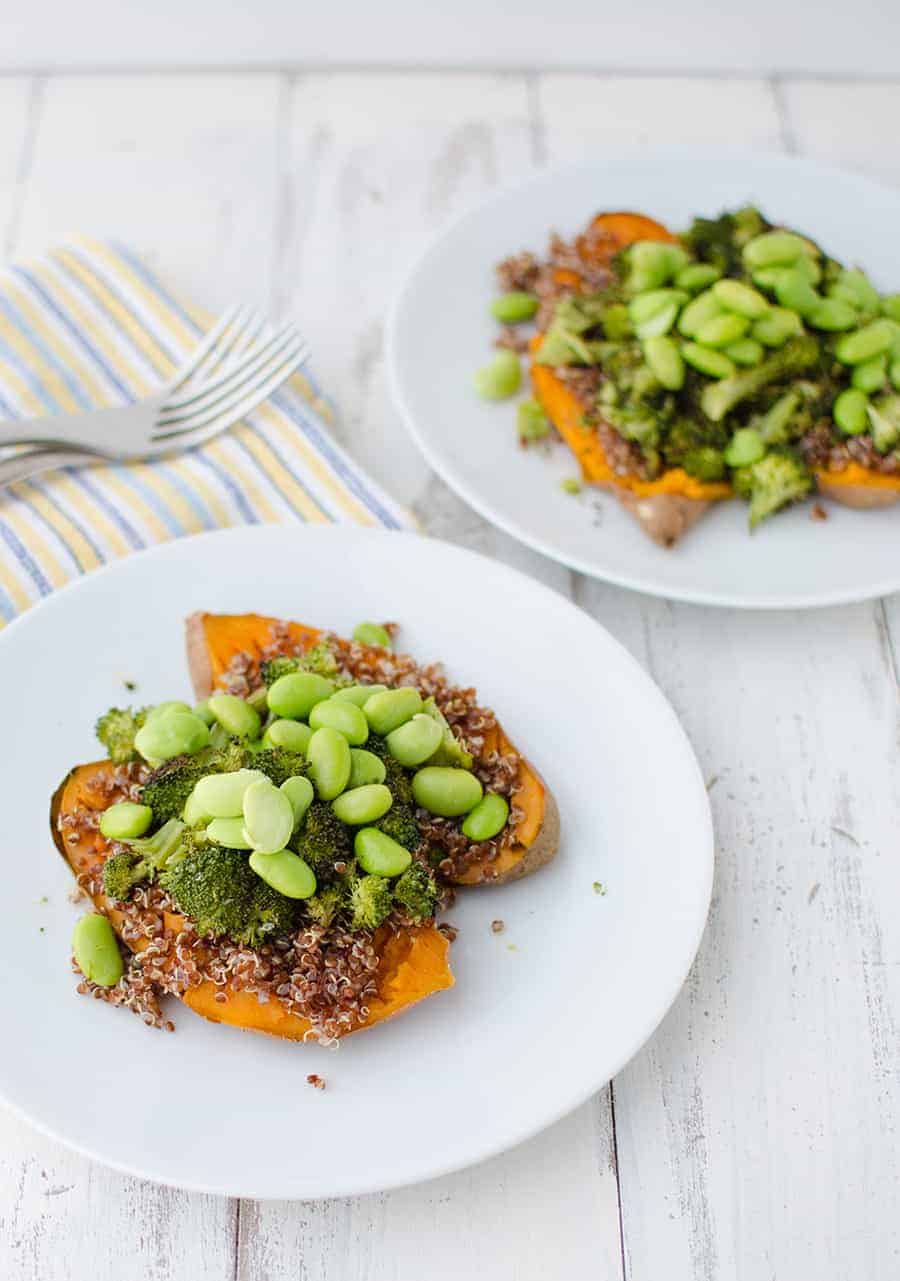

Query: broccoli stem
[700,337,819,423]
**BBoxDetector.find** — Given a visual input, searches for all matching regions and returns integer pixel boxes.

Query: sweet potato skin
[817,466,900,510]
[51,761,453,1041]
[186,613,559,886]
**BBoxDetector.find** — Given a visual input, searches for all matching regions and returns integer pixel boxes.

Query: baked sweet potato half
[494,205,900,543]
[52,760,453,1040]
[185,611,560,886]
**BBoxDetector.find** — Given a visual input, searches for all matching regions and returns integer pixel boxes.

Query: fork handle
[0,448,97,488]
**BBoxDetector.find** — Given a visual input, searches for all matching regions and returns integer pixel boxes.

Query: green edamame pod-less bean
[742,230,818,269]
[146,701,191,722]
[242,779,295,854]
[191,769,266,819]
[642,336,684,391]
[263,719,313,754]
[207,693,261,741]
[681,343,736,380]
[626,241,688,291]
[852,355,888,394]
[677,289,724,339]
[309,698,369,746]
[193,700,216,726]
[364,687,423,736]
[634,302,678,341]
[806,298,857,333]
[206,817,254,849]
[333,683,388,706]
[490,291,539,324]
[752,308,804,348]
[386,713,444,767]
[461,793,510,842]
[723,338,764,367]
[695,312,750,349]
[99,801,153,840]
[627,289,686,325]
[835,319,898,365]
[675,263,721,293]
[829,269,880,315]
[281,775,314,828]
[724,428,766,467]
[267,672,334,720]
[891,357,900,391]
[348,748,387,788]
[517,399,551,442]
[412,766,483,818]
[772,272,820,318]
[711,279,770,319]
[134,711,210,764]
[352,622,392,649]
[307,726,352,801]
[332,783,393,825]
[883,295,900,323]
[474,350,521,400]
[354,828,412,877]
[72,914,123,987]
[833,388,870,436]
[249,849,317,900]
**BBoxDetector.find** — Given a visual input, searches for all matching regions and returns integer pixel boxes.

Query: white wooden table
[0,70,897,1281]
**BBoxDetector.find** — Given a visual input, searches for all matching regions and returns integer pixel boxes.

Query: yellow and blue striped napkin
[0,239,412,624]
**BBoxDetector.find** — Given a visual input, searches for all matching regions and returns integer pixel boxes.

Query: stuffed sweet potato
[489,206,900,543]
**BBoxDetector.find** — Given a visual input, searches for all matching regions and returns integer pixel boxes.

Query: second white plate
[389,147,900,608]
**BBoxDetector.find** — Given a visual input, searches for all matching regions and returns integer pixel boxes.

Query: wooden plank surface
[0,67,897,1281]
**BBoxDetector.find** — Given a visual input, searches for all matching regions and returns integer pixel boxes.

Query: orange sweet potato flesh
[51,761,453,1041]
[186,612,558,886]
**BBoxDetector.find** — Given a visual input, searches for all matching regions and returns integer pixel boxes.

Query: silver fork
[0,305,309,486]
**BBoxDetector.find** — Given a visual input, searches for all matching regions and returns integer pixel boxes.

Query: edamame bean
[695,312,750,349]
[627,241,688,291]
[411,766,483,818]
[675,263,721,293]
[829,269,880,315]
[751,308,804,348]
[332,783,393,825]
[711,279,770,319]
[723,337,764,367]
[364,687,422,736]
[207,693,261,741]
[72,914,123,987]
[681,343,736,380]
[743,230,818,269]
[206,817,254,849]
[309,698,369,745]
[247,686,269,714]
[307,726,352,800]
[263,719,313,754]
[882,295,900,323]
[517,399,551,442]
[835,319,898,365]
[891,357,900,391]
[134,711,210,764]
[677,289,724,338]
[99,801,153,840]
[753,259,821,291]
[352,622,392,649]
[193,700,216,726]
[249,849,317,900]
[806,298,857,333]
[833,388,870,436]
[628,289,686,325]
[386,713,444,768]
[602,303,631,340]
[348,749,387,788]
[267,671,334,719]
[191,769,266,819]
[490,291,539,323]
[634,301,678,340]
[281,775,314,828]
[724,428,765,467]
[461,793,509,841]
[772,272,820,317]
[242,779,295,853]
[852,355,888,394]
[354,828,412,877]
[145,701,192,722]
[333,683,388,706]
[473,350,521,400]
[642,335,684,391]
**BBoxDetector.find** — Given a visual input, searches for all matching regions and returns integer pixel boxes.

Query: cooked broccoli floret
[375,802,420,851]
[295,802,352,880]
[260,642,341,687]
[260,656,300,686]
[349,875,393,931]
[251,748,308,787]
[867,394,900,454]
[682,446,726,482]
[701,338,819,423]
[102,818,186,901]
[161,836,297,944]
[141,742,251,823]
[304,883,345,929]
[393,863,439,921]
[682,206,768,274]
[746,451,813,528]
[754,390,805,445]
[95,706,149,764]
[662,416,729,472]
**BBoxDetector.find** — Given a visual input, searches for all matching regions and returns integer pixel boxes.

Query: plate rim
[0,524,714,1197]
[386,145,900,610]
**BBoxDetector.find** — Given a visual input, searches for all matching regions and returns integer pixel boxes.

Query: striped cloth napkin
[0,239,412,625]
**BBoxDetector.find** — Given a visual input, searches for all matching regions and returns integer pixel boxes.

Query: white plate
[0,526,712,1198]
[388,147,900,609]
